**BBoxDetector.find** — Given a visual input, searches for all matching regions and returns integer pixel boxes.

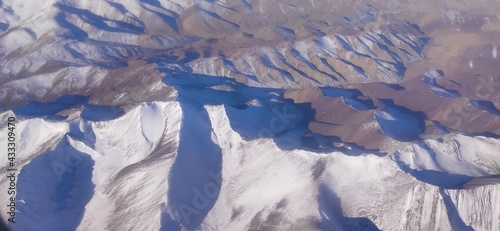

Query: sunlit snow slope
[1,0,500,231]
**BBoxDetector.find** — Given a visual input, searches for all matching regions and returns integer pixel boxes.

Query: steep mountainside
[0,0,499,230]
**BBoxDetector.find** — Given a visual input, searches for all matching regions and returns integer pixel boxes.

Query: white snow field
[1,0,500,230]
[1,102,499,230]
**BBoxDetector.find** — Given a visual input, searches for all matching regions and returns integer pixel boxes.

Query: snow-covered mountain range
[0,0,499,230]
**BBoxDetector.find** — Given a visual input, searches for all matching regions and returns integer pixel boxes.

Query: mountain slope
[0,0,499,230]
